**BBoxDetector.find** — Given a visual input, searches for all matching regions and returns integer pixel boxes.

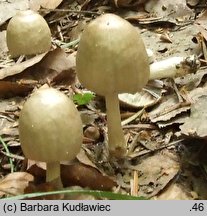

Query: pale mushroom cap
[76,13,150,96]
[6,10,51,57]
[19,88,83,162]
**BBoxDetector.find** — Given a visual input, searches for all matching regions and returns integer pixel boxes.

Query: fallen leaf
[148,95,190,123]
[145,0,193,20]
[188,86,207,102]
[80,110,99,126]
[0,81,33,98]
[27,163,116,191]
[113,0,132,7]
[61,164,116,190]
[0,172,34,197]
[175,69,207,90]
[187,0,199,7]
[155,183,194,200]
[156,114,188,128]
[0,49,76,97]
[29,0,63,10]
[30,48,76,85]
[195,10,207,41]
[0,0,29,25]
[132,150,180,197]
[25,181,63,199]
[41,0,63,9]
[76,148,99,170]
[0,53,47,80]
[112,0,146,7]
[0,31,8,58]
[180,95,207,138]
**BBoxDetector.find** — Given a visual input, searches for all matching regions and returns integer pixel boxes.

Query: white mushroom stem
[146,48,154,64]
[149,55,199,80]
[105,93,126,156]
[46,162,62,188]
[149,57,184,80]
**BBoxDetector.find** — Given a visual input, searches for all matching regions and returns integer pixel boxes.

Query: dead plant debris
[0,0,207,200]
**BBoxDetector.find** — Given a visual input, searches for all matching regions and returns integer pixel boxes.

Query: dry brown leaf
[155,183,194,200]
[40,0,63,9]
[0,52,47,80]
[145,0,193,19]
[0,0,29,25]
[76,148,99,170]
[0,31,8,58]
[14,48,76,85]
[149,95,190,123]
[187,0,199,7]
[195,10,207,41]
[25,182,63,199]
[112,0,146,7]
[61,164,116,190]
[180,95,207,138]
[35,48,76,85]
[29,0,63,10]
[151,106,190,123]
[0,172,34,197]
[188,86,207,102]
[175,70,207,90]
[156,114,188,128]
[27,163,116,191]
[132,150,180,198]
[0,81,33,98]
[0,49,76,97]
[113,0,132,7]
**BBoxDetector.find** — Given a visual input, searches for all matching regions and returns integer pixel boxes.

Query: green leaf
[73,93,95,106]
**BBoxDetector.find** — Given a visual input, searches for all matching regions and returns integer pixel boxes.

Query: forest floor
[0,0,207,200]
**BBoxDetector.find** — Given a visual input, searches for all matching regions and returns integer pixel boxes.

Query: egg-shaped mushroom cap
[6,10,51,57]
[76,13,150,96]
[19,88,83,162]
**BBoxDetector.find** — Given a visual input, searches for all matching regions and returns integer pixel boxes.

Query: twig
[39,8,102,15]
[122,124,156,129]
[0,136,14,172]
[127,139,184,158]
[1,151,25,161]
[53,38,80,48]
[121,109,144,126]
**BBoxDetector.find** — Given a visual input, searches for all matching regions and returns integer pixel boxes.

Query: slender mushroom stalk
[105,93,126,156]
[47,162,62,188]
[19,88,83,188]
[6,10,51,57]
[76,14,150,157]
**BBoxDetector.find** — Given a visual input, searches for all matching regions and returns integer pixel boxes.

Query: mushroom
[19,88,83,188]
[6,10,51,58]
[76,14,150,157]
[149,55,199,80]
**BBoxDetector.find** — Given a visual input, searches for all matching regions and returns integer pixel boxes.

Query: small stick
[40,8,102,15]
[130,170,139,196]
[0,136,14,172]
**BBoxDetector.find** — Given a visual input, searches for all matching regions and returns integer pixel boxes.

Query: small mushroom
[6,10,51,58]
[19,88,83,188]
[76,14,150,157]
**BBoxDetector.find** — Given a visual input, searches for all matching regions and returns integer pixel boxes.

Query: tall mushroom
[19,88,83,188]
[6,10,51,57]
[76,14,150,157]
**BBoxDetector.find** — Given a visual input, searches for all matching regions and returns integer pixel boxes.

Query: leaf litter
[0,0,207,200]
